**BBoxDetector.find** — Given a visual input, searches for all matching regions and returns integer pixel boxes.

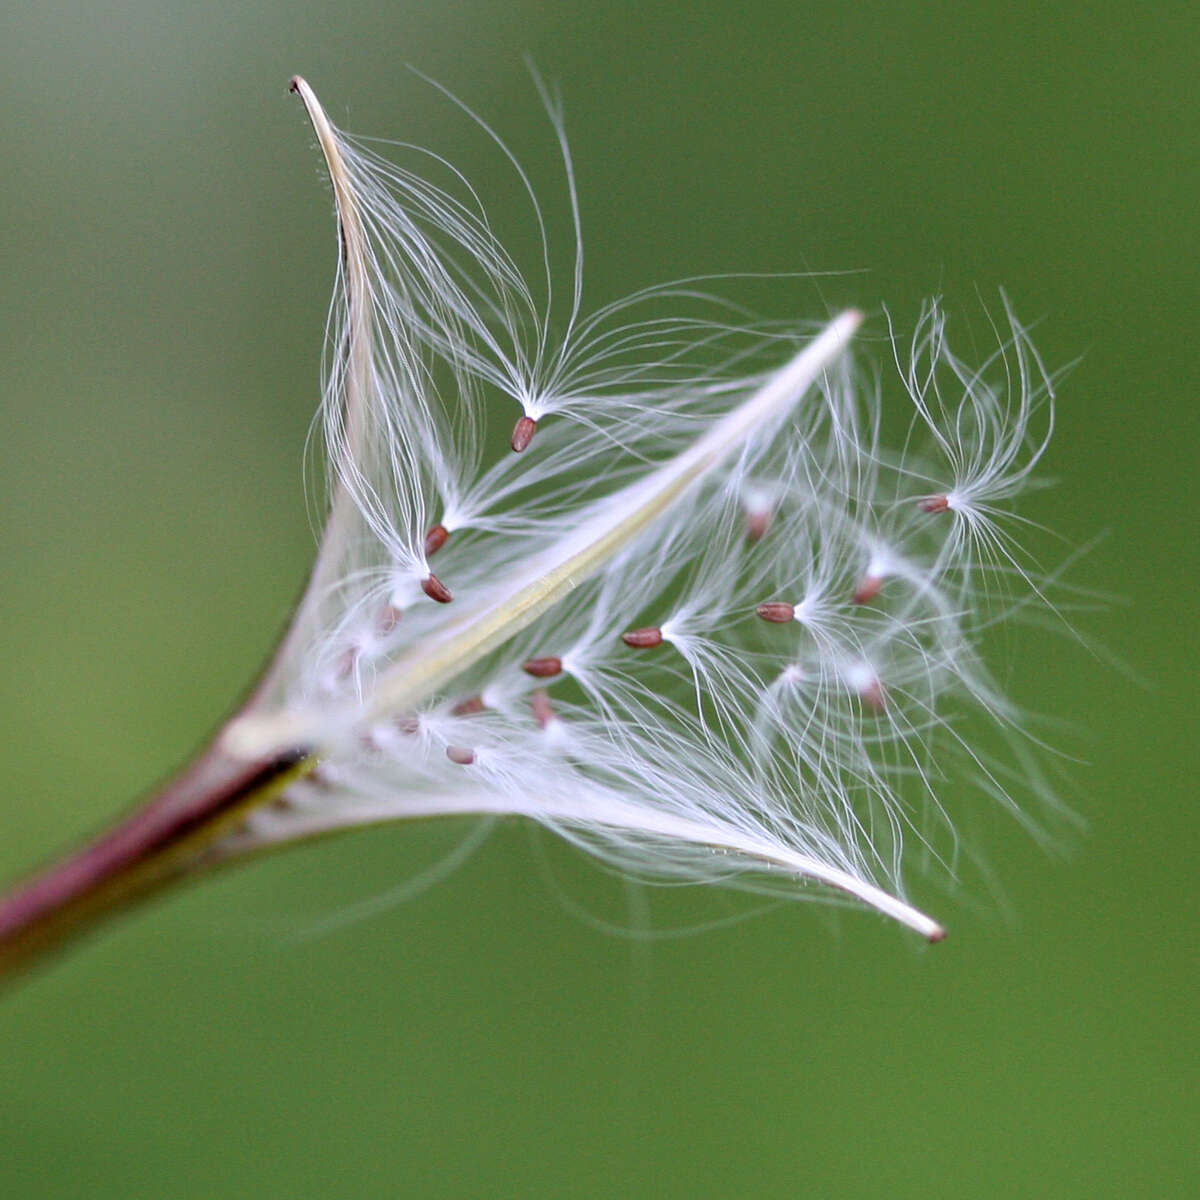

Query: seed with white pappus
[377,603,403,635]
[531,689,555,729]
[853,575,884,605]
[522,656,563,678]
[621,627,663,649]
[511,415,538,453]
[918,494,951,514]
[756,601,795,623]
[424,524,449,555]
[745,508,771,542]
[421,573,453,603]
[446,745,475,765]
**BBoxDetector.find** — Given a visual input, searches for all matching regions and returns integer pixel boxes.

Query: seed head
[217,73,1075,943]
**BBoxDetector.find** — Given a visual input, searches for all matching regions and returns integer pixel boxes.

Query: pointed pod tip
[831,308,865,339]
[823,308,864,351]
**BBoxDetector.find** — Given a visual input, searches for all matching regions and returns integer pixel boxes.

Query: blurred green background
[1,2,1195,1196]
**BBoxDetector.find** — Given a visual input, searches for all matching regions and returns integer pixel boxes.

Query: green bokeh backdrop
[1,3,1195,1196]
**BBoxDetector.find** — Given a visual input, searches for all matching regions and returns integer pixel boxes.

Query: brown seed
[421,573,453,603]
[621,626,663,649]
[917,494,950,514]
[852,575,884,605]
[451,695,486,716]
[745,509,771,543]
[522,656,563,678]
[531,689,555,730]
[756,601,796,624]
[511,415,538,453]
[446,745,476,766]
[336,645,359,678]
[859,680,887,712]
[396,715,420,736]
[377,603,403,635]
[424,524,449,555]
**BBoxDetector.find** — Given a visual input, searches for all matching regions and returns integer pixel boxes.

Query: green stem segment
[0,745,314,985]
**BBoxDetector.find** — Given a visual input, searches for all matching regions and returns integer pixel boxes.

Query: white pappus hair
[219,73,1073,942]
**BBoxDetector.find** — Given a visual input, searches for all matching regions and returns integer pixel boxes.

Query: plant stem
[0,742,313,986]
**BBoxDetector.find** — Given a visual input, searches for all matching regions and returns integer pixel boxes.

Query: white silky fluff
[225,75,1068,940]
